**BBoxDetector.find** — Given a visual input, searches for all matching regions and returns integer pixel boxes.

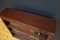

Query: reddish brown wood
[0,8,56,33]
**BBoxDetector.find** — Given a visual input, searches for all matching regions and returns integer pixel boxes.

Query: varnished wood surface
[0,8,56,33]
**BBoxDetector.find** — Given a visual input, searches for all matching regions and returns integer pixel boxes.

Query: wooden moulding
[0,8,56,40]
[0,16,55,40]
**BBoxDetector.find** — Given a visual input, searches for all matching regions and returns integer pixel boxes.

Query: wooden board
[0,8,56,33]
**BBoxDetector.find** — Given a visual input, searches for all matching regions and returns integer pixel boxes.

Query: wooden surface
[0,18,19,40]
[0,8,56,33]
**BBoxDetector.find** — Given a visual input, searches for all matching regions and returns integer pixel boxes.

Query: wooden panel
[0,8,56,33]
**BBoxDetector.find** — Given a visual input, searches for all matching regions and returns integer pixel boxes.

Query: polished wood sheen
[0,8,56,33]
